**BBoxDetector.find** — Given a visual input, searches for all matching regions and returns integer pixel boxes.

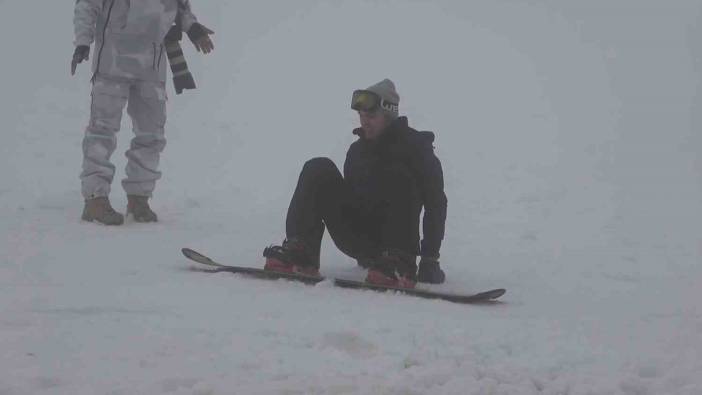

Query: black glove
[71,45,90,76]
[417,256,445,284]
[187,23,215,53]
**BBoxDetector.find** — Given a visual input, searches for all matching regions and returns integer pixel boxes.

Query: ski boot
[81,196,124,226]
[263,238,320,277]
[365,249,417,289]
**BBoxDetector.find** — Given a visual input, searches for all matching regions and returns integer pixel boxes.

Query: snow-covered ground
[1,1,701,394]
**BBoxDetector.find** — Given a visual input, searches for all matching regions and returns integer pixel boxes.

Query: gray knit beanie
[366,78,400,118]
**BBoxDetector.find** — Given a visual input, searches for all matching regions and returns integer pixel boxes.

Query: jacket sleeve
[343,143,354,180]
[176,0,199,32]
[414,134,448,258]
[73,0,103,47]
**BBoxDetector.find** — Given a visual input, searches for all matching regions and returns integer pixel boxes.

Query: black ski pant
[286,157,422,263]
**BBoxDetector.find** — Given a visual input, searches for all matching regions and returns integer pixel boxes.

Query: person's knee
[129,107,166,134]
[305,157,335,168]
[303,157,338,176]
[132,132,167,152]
[88,107,122,133]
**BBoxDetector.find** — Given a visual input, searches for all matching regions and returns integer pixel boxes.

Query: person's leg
[80,76,129,225]
[265,158,373,273]
[122,81,167,197]
[364,163,423,287]
[80,76,129,200]
[122,80,167,222]
[286,157,375,260]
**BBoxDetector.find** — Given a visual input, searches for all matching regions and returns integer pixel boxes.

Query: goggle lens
[351,90,381,112]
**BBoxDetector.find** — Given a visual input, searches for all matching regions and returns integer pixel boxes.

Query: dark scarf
[164,25,196,94]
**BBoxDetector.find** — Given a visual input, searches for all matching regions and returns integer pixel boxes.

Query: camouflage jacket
[74,0,198,82]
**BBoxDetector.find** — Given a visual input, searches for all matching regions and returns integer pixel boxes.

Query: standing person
[263,79,448,288]
[72,0,215,225]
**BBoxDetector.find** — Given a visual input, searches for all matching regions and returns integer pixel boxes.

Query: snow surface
[1,0,701,394]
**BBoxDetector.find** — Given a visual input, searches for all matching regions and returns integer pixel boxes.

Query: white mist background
[0,1,700,394]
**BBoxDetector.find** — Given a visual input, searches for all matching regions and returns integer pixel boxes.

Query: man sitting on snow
[263,79,448,288]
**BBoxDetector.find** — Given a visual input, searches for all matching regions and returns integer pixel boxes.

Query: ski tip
[181,248,224,268]
[181,247,210,263]
[486,288,506,299]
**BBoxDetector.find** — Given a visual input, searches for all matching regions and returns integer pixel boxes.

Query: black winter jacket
[343,117,447,257]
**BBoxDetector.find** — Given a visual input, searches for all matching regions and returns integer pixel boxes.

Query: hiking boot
[263,238,321,277]
[126,195,158,223]
[81,196,124,226]
[365,249,417,289]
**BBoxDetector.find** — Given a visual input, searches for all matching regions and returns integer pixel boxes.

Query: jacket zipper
[92,0,117,82]
[153,43,157,69]
[157,44,164,70]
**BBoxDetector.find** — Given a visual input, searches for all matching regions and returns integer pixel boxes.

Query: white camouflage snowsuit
[74,0,198,199]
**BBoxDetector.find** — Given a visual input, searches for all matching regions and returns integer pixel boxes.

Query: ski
[182,248,506,304]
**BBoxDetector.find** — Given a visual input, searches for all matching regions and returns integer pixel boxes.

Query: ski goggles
[351,90,398,114]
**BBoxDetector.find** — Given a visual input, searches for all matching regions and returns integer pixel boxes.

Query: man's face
[359,110,391,140]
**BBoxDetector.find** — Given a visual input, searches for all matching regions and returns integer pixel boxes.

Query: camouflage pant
[80,75,167,199]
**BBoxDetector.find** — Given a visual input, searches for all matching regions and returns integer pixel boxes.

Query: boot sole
[81,217,124,226]
[128,215,158,223]
[81,213,124,226]
[126,210,158,223]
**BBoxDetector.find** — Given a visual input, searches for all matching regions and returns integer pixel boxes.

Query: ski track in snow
[1,1,701,394]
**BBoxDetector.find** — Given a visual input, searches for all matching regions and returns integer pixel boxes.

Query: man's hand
[187,23,215,54]
[71,45,90,76]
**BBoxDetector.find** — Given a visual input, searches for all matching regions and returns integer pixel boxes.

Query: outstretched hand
[71,45,90,76]
[188,23,215,54]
